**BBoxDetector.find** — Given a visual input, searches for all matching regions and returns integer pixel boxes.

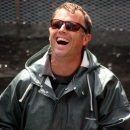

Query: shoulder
[12,69,31,85]
[96,65,119,86]
[92,65,123,98]
[4,69,32,99]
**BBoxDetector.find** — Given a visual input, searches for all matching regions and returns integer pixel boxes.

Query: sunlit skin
[49,8,91,76]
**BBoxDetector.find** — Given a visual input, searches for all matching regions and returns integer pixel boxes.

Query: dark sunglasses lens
[51,20,63,29]
[51,20,81,32]
[66,22,80,31]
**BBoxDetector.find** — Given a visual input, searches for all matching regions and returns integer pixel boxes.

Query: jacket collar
[42,50,90,78]
[40,50,90,98]
[25,45,99,98]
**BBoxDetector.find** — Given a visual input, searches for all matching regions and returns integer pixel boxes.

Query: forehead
[53,8,84,24]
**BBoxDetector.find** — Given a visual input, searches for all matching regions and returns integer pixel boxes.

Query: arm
[0,69,31,130]
[97,68,130,129]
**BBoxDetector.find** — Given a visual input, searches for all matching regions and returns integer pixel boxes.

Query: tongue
[57,41,68,45]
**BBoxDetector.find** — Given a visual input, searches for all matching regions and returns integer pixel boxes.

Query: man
[0,2,130,130]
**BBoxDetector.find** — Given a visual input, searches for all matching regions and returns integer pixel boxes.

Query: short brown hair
[52,2,92,34]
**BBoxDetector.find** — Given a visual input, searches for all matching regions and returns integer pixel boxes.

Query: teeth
[57,38,69,42]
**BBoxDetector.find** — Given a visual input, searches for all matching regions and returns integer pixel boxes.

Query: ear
[83,34,92,46]
[48,27,51,41]
[48,27,51,32]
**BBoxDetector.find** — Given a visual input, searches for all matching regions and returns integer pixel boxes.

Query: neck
[50,54,82,76]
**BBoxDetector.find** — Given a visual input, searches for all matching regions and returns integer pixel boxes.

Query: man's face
[49,8,90,60]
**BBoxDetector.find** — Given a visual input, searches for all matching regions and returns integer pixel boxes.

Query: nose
[58,23,67,32]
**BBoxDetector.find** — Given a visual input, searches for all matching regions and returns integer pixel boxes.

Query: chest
[22,86,98,130]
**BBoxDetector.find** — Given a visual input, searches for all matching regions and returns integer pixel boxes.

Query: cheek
[74,35,84,46]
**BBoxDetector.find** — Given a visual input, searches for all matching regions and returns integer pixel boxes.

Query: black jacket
[0,45,130,130]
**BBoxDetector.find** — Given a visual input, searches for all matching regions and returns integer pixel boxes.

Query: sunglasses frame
[51,19,88,34]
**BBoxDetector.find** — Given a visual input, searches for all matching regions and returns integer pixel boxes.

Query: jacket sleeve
[97,68,130,130]
[0,69,31,130]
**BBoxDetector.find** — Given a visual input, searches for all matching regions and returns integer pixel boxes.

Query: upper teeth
[57,38,69,42]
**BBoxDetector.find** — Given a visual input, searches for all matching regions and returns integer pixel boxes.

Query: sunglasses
[50,19,87,33]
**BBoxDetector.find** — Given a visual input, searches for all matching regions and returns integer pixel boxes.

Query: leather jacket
[0,45,130,130]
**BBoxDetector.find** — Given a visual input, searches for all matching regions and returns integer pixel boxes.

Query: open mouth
[57,41,68,45]
[57,38,69,45]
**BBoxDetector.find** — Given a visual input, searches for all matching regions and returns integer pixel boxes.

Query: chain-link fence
[0,0,130,31]
[0,0,130,100]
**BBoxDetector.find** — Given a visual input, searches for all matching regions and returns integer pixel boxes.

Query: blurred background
[0,0,130,101]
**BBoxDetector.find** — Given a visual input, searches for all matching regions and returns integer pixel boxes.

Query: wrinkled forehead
[52,7,84,19]
[52,8,85,25]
